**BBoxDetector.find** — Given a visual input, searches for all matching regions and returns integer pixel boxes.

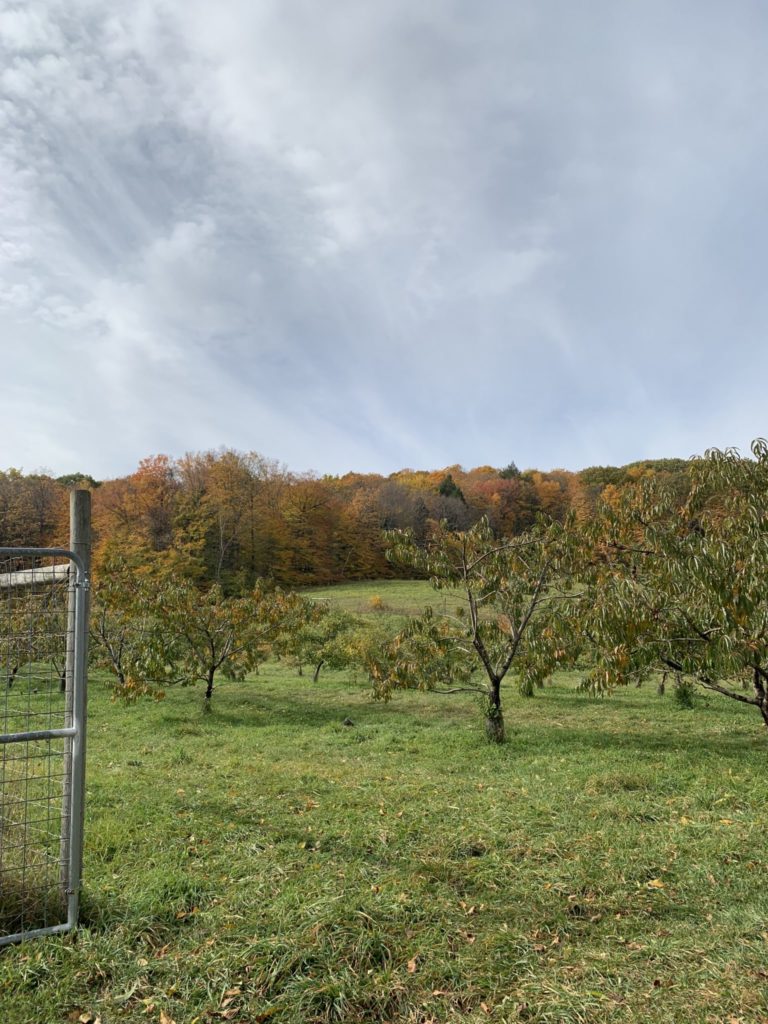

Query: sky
[1,0,767,481]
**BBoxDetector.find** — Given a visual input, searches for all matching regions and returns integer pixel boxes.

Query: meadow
[0,582,766,1023]
[303,579,453,620]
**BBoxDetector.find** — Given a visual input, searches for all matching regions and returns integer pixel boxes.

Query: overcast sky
[1,0,767,480]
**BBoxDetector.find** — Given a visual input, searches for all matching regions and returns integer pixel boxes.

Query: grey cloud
[1,0,767,478]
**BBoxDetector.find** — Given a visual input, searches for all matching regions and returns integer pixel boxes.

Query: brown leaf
[159,1012,176,1024]
[407,956,418,974]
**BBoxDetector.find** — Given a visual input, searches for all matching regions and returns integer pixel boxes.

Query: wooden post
[60,490,91,896]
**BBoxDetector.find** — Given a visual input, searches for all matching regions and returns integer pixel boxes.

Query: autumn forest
[0,450,691,588]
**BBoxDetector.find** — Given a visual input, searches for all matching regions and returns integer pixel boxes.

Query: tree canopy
[578,439,768,728]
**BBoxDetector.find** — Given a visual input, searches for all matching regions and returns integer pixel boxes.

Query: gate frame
[0,546,89,945]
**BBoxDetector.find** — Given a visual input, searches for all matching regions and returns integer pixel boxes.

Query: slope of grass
[0,658,766,1023]
[303,579,458,619]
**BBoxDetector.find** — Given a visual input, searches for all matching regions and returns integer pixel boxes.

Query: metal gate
[0,547,88,944]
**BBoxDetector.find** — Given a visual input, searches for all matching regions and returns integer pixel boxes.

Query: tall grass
[0,651,765,1023]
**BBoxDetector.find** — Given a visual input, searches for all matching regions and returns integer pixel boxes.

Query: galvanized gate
[0,547,88,944]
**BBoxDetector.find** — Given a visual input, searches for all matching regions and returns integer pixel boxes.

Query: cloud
[1,0,767,479]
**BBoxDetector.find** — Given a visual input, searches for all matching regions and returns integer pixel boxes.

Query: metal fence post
[60,491,90,916]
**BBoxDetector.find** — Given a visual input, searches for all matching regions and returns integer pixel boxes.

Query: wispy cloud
[1,0,767,478]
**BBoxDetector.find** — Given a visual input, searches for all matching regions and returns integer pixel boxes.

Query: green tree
[437,473,465,503]
[89,560,169,700]
[579,439,768,730]
[384,516,579,742]
[274,604,361,682]
[153,579,311,702]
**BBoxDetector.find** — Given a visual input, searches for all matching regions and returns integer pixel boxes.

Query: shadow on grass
[154,684,764,761]
[79,871,215,937]
[507,721,761,759]
[158,687,418,733]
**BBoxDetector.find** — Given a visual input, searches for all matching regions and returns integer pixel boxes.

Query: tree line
[3,442,766,744]
[0,450,690,588]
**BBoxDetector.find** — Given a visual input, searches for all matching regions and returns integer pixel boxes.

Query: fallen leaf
[407,956,418,974]
[646,878,665,889]
[159,1012,176,1024]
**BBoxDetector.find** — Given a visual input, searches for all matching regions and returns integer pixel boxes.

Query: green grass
[0,658,767,1023]
[303,579,461,620]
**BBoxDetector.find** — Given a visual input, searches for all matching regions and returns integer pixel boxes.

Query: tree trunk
[755,669,768,728]
[205,668,215,701]
[313,660,325,683]
[484,678,505,743]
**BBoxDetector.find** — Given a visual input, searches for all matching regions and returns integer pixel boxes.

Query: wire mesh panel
[0,549,87,944]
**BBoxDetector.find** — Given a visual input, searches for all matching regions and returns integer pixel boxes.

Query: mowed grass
[0,654,767,1019]
[303,579,462,621]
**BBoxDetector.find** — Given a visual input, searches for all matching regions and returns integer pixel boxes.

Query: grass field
[303,579,460,620]
[0,590,767,1022]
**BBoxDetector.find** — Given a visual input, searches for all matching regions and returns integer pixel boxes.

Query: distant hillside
[0,450,691,589]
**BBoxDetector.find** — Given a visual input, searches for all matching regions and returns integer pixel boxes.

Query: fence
[0,546,88,944]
